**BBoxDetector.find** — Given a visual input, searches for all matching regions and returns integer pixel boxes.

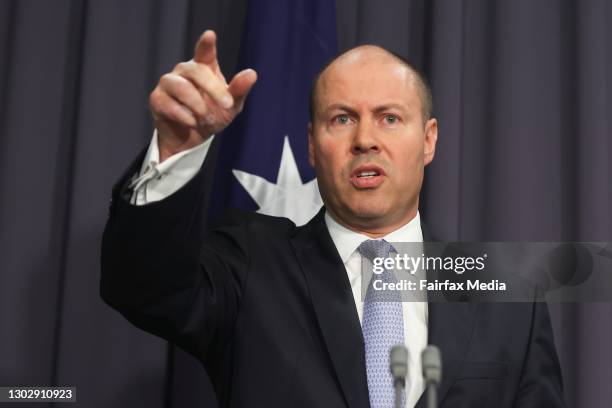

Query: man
[101,30,565,407]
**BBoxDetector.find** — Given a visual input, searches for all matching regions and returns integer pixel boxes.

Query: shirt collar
[324,210,423,264]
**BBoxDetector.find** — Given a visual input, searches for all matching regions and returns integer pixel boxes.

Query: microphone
[390,345,408,408]
[422,345,442,408]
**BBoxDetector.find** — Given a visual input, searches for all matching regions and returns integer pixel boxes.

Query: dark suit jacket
[101,153,565,407]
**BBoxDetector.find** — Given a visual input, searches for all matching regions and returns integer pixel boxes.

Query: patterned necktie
[358,239,405,408]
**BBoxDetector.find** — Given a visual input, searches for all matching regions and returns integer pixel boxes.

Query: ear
[423,118,438,166]
[308,122,315,167]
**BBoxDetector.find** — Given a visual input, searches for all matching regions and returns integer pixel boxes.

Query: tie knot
[357,239,393,261]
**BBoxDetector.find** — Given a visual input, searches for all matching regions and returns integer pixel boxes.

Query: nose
[351,120,380,155]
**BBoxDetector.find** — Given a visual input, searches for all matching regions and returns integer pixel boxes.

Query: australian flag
[210,0,337,225]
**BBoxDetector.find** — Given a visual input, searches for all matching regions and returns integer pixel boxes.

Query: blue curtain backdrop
[0,0,610,407]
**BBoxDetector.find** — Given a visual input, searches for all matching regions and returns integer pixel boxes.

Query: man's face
[308,48,438,235]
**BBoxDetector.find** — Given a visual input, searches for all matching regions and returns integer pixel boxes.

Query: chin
[347,202,389,221]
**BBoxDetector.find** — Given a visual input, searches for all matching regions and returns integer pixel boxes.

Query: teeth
[358,171,378,178]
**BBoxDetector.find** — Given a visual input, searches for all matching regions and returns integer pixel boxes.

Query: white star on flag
[232,136,323,226]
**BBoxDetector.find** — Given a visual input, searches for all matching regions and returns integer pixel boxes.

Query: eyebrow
[323,104,358,116]
[323,103,408,116]
[372,103,408,114]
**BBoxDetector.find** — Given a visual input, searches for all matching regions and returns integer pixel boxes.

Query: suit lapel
[416,225,478,407]
[290,209,370,408]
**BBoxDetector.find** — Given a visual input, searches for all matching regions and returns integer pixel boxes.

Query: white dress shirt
[132,132,428,407]
[324,212,428,408]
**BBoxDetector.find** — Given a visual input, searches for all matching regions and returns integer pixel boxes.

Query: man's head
[308,45,438,237]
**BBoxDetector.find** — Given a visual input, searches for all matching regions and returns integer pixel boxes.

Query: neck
[327,208,418,238]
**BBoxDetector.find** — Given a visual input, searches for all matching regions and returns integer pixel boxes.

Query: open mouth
[349,165,386,188]
[356,170,379,178]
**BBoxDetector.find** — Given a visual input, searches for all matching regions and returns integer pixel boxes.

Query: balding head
[309,45,433,125]
[306,44,439,236]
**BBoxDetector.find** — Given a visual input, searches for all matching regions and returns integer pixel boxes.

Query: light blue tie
[359,239,405,408]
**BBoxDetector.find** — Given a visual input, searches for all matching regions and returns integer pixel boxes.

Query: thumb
[228,69,257,111]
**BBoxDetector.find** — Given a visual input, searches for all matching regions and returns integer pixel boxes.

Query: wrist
[157,129,212,163]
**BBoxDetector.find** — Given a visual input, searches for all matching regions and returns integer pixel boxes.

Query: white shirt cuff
[129,130,214,205]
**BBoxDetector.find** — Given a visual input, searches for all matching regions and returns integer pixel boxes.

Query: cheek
[316,140,346,173]
[389,141,424,181]
[314,149,332,173]
[313,148,338,188]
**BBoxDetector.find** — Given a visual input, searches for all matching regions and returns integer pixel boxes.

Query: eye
[383,114,398,124]
[333,114,351,125]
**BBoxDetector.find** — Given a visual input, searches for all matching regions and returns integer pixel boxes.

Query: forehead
[317,49,420,109]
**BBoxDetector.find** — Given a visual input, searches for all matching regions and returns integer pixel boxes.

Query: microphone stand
[390,345,408,408]
[422,345,442,408]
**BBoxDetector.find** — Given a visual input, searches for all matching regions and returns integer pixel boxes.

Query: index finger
[194,30,218,69]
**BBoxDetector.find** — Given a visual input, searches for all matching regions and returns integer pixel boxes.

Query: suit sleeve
[514,301,566,407]
[100,150,250,363]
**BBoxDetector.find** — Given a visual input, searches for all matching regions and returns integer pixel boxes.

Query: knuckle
[166,104,181,121]
[170,103,188,120]
[149,89,162,109]
[159,73,174,87]
[173,61,189,72]
[178,82,198,104]
[159,102,174,119]
[158,97,179,118]
[176,60,198,75]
